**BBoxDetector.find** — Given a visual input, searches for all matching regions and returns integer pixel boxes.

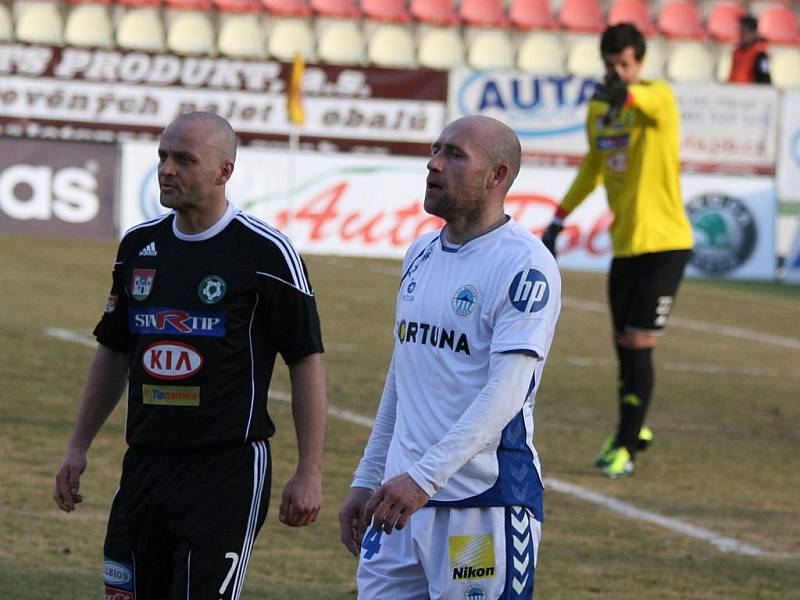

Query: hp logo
[509,269,549,313]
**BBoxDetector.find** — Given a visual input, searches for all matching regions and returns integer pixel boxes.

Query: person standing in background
[541,24,693,478]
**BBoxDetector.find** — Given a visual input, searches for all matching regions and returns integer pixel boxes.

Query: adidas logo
[138,242,157,257]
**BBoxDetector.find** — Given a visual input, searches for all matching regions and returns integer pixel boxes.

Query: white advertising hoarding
[777,90,800,203]
[120,143,775,279]
[448,70,779,173]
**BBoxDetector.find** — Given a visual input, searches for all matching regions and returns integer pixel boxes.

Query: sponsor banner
[128,307,226,337]
[0,44,446,152]
[0,137,115,237]
[119,143,774,279]
[783,225,800,284]
[776,90,800,203]
[448,71,779,172]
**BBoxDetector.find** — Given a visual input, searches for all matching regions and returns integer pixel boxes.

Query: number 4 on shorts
[362,527,383,560]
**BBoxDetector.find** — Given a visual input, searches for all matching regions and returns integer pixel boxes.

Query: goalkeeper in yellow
[542,23,693,478]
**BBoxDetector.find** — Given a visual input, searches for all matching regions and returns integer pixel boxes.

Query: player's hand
[363,473,429,535]
[338,487,373,556]
[593,71,628,125]
[541,221,563,257]
[53,447,87,512]
[279,468,322,527]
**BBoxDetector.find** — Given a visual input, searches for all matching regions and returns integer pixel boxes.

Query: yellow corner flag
[287,52,305,126]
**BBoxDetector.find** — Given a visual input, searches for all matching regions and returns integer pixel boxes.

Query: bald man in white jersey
[339,116,561,600]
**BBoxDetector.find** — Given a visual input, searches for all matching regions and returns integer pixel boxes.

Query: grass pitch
[1,233,799,599]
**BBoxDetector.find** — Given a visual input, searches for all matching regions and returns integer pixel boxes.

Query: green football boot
[637,425,654,451]
[602,446,634,478]
[594,434,618,467]
[594,426,653,467]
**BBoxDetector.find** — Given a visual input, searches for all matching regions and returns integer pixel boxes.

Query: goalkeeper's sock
[617,347,653,453]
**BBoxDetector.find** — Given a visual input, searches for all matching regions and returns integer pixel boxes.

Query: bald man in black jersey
[54,112,327,599]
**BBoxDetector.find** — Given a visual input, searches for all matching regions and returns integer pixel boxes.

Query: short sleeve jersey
[384,218,561,518]
[94,203,324,450]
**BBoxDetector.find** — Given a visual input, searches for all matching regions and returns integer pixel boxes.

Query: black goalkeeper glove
[593,71,628,126]
[541,221,563,257]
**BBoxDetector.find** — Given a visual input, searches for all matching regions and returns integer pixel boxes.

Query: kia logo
[142,341,203,380]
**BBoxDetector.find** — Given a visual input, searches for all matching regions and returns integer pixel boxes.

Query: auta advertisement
[448,70,779,174]
[119,143,775,279]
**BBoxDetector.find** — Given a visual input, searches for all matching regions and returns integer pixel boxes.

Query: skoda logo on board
[686,193,756,275]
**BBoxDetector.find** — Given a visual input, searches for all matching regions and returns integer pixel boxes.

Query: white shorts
[356,505,541,600]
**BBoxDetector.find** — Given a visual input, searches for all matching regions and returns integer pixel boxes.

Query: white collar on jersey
[172,201,239,242]
[439,215,512,253]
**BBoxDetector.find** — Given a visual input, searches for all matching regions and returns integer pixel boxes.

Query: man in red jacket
[729,15,771,84]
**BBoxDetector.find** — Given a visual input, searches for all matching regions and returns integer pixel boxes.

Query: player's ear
[488,164,509,190]
[216,160,234,185]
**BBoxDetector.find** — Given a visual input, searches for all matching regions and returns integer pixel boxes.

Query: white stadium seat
[517,33,566,75]
[368,23,416,68]
[467,29,514,70]
[0,3,13,41]
[218,14,265,59]
[16,2,63,45]
[640,36,666,80]
[268,18,315,61]
[418,27,464,70]
[167,10,215,56]
[117,8,165,52]
[770,46,800,89]
[666,41,714,83]
[65,3,114,48]
[566,36,605,78]
[317,19,366,65]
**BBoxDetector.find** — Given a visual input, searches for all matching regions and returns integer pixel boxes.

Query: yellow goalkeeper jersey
[561,80,694,258]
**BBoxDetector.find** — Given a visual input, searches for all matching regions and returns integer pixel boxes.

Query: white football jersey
[384,218,561,519]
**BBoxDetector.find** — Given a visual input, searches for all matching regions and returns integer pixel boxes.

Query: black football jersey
[94,204,324,449]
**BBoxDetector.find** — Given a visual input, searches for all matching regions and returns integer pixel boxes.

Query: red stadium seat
[410,0,460,26]
[509,0,556,30]
[607,0,655,35]
[707,1,747,42]
[311,0,360,17]
[559,0,604,32]
[758,5,800,44]
[118,0,161,6]
[361,0,410,22]
[460,0,508,27]
[261,0,310,16]
[215,0,260,13]
[658,0,705,38]
[165,0,211,10]
[67,0,111,6]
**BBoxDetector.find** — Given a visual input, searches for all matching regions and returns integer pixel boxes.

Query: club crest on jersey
[198,275,227,304]
[131,269,155,301]
[465,586,487,600]
[509,269,549,313]
[452,285,478,316]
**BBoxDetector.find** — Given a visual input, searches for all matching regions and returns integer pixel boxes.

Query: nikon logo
[452,566,495,580]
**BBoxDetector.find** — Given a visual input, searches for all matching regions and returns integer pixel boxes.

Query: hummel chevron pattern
[507,506,533,598]
[503,417,531,501]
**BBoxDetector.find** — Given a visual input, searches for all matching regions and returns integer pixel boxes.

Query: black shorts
[103,441,271,600]
[609,249,691,334]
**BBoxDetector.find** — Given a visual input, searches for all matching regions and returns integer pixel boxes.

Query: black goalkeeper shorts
[609,249,691,334]
[103,441,270,600]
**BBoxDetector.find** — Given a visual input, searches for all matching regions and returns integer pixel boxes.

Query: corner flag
[287,52,305,126]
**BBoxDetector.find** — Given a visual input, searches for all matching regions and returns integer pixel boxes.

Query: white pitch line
[564,356,798,378]
[267,394,774,558]
[45,327,777,558]
[45,327,97,348]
